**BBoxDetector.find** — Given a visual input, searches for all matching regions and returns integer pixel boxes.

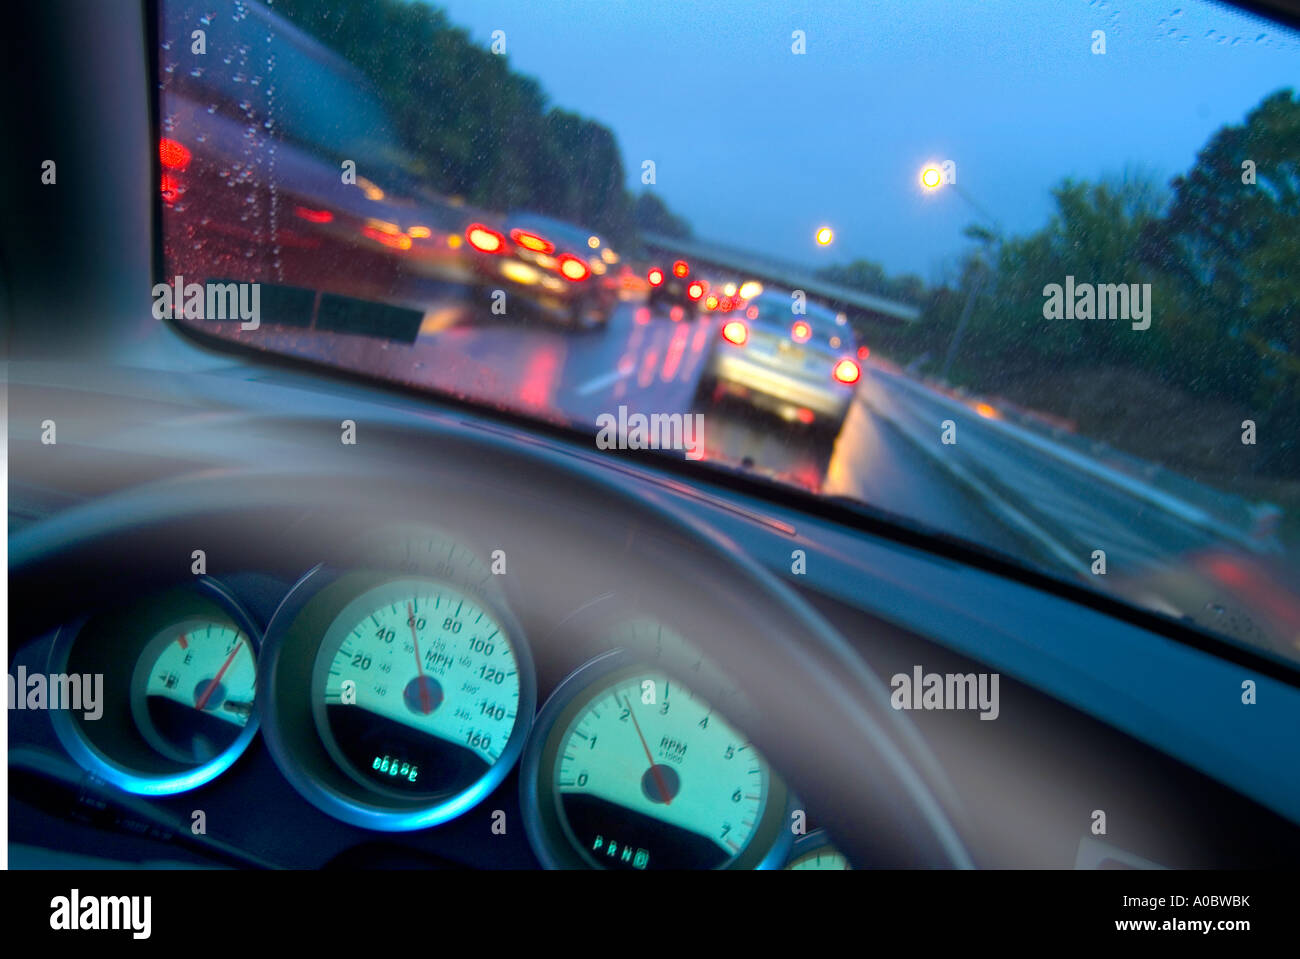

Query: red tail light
[746,305,759,320]
[159,137,191,171]
[857,345,870,360]
[791,320,811,343]
[720,296,734,312]
[466,223,506,253]
[647,268,664,287]
[509,229,555,254]
[294,206,334,224]
[160,174,180,203]
[722,320,748,345]
[687,281,704,300]
[558,253,589,281]
[832,358,861,384]
[672,259,690,278]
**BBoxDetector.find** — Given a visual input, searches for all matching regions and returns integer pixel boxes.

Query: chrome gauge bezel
[47,577,263,795]
[521,648,792,870]
[259,565,536,831]
[785,828,853,870]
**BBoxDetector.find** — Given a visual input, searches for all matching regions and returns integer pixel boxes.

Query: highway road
[206,284,1300,660]
[244,294,1027,554]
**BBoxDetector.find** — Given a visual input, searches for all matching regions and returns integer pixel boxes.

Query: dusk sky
[433,0,1298,279]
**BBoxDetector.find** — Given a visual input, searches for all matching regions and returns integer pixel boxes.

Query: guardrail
[860,364,1283,575]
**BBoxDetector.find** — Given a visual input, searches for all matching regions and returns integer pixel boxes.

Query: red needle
[624,695,672,806]
[408,601,431,714]
[194,640,241,712]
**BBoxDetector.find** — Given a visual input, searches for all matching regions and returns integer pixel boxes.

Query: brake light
[466,223,506,253]
[647,268,664,287]
[672,259,690,278]
[159,137,191,171]
[160,174,180,203]
[294,205,334,224]
[704,294,720,310]
[746,305,759,320]
[362,226,413,250]
[722,320,748,345]
[558,253,589,281]
[720,296,734,312]
[832,359,861,384]
[509,229,555,254]
[687,282,704,300]
[857,345,870,360]
[791,320,811,343]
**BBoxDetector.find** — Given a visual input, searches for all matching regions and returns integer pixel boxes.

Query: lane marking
[576,367,632,396]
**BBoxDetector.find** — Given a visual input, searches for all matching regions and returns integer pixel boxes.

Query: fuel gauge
[48,580,263,795]
[131,620,257,764]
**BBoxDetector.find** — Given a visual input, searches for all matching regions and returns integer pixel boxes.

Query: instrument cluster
[47,528,848,869]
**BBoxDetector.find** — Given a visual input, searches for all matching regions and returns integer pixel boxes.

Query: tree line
[273,0,691,247]
[821,89,1299,477]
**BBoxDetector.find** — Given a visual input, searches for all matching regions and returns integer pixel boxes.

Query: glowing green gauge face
[554,670,770,870]
[312,578,522,799]
[131,620,256,764]
[787,844,852,870]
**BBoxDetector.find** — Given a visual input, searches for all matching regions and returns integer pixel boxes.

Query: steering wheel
[10,414,974,869]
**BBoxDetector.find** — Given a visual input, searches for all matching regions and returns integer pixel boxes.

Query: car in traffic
[696,292,863,445]
[159,0,475,323]
[646,259,706,318]
[462,211,618,329]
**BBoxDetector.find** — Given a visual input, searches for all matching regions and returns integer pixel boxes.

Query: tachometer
[522,649,790,869]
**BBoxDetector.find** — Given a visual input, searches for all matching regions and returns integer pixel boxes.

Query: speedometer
[260,540,537,831]
[311,577,526,804]
[522,649,791,869]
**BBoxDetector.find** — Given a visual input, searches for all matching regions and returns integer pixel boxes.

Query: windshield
[156,0,1300,667]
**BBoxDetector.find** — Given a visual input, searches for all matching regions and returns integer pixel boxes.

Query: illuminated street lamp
[920,165,943,190]
[815,226,834,246]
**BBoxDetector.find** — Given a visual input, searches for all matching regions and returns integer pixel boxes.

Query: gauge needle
[194,641,241,712]
[623,695,671,806]
[407,601,431,714]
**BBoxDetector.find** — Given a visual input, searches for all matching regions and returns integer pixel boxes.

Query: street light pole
[939,258,986,382]
[921,168,1002,383]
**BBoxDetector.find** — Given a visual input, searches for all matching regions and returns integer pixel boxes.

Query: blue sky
[433,0,1298,279]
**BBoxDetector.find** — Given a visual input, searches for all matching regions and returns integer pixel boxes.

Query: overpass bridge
[640,231,921,327]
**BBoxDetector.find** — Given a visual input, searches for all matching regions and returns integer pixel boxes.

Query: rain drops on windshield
[158,0,1300,665]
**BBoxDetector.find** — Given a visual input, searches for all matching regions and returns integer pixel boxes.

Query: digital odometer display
[530,660,787,870]
[311,578,524,800]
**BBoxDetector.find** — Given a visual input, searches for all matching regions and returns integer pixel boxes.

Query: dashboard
[20,538,797,870]
[9,362,1300,871]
